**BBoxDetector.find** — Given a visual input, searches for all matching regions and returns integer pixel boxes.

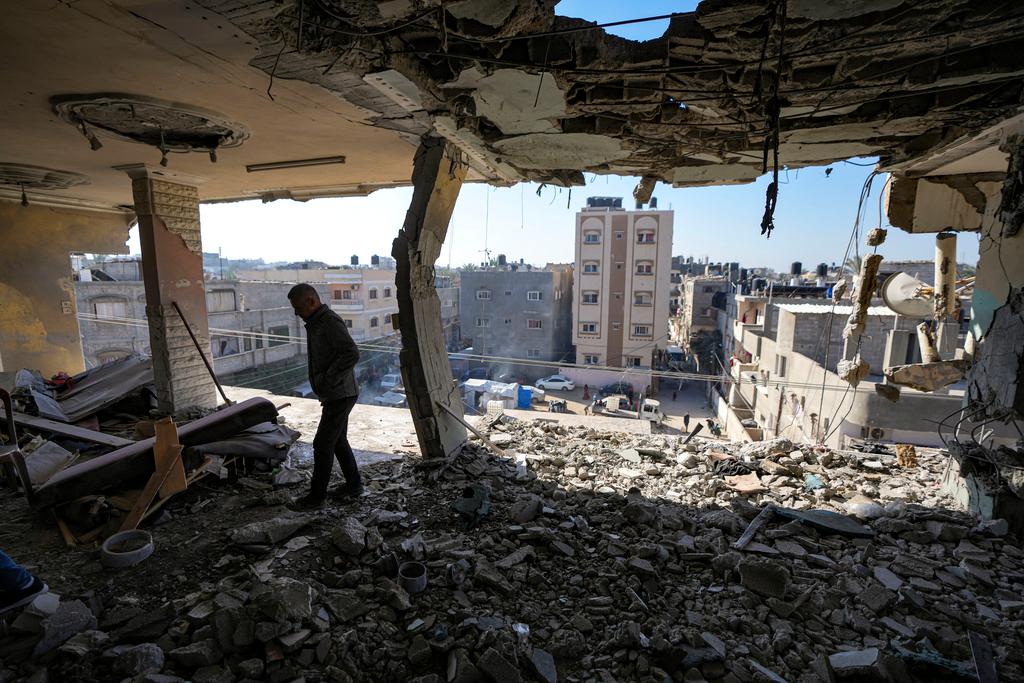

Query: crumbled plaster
[447,0,518,28]
[491,133,630,170]
[885,359,967,392]
[966,288,1024,418]
[454,68,566,135]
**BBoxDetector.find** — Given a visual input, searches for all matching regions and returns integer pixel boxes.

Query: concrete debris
[2,416,1023,683]
[867,228,888,246]
[838,356,871,387]
[884,359,967,392]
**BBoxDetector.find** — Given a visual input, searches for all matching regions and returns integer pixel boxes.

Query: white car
[380,373,403,391]
[536,375,575,391]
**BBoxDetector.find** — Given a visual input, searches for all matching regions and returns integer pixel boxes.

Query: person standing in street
[288,284,362,509]
[683,413,691,431]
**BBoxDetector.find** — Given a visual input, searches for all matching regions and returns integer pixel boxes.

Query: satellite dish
[881,272,932,318]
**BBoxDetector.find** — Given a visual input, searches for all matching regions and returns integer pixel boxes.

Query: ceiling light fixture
[245,156,346,172]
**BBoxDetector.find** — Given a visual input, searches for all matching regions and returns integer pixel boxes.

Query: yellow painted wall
[0,200,131,376]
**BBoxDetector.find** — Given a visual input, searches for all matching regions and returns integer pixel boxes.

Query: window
[207,289,236,313]
[369,288,378,300]
[342,289,352,300]
[611,322,622,331]
[637,230,655,244]
[343,319,353,329]
[92,297,127,319]
[583,354,599,365]
[634,291,653,306]
[626,356,642,367]
[583,262,599,274]
[775,355,787,377]
[476,289,491,300]
[636,262,653,275]
[527,291,542,301]
[370,317,379,328]
[384,287,391,298]
[582,291,599,305]
[211,335,240,358]
[527,319,543,329]
[703,286,715,293]
[476,318,491,328]
[268,325,289,347]
[615,262,623,270]
[584,232,601,244]
[332,290,343,300]
[615,231,624,240]
[504,290,512,296]
[527,349,541,359]
[384,314,392,325]
[581,322,597,334]
[633,325,651,337]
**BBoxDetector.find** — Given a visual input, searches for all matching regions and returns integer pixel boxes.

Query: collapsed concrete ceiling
[2,0,1023,210]
[213,0,1024,187]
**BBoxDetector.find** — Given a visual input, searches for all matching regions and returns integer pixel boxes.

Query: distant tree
[844,255,863,274]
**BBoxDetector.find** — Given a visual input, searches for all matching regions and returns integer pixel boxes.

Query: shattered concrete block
[332,517,368,556]
[884,360,966,392]
[866,228,887,246]
[509,494,543,524]
[254,577,313,622]
[115,643,165,676]
[837,357,870,387]
[229,514,309,545]
[828,648,886,679]
[844,253,883,340]
[738,559,790,599]
[33,599,97,656]
[477,647,522,683]
[857,584,896,614]
[169,639,221,668]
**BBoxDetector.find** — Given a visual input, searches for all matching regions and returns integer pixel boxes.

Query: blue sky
[130,0,977,271]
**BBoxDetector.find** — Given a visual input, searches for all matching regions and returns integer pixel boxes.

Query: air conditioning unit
[869,427,886,440]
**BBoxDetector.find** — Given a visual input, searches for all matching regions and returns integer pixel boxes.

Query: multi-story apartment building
[436,275,461,349]
[325,269,399,342]
[572,197,673,368]
[674,276,731,344]
[459,265,573,366]
[75,259,322,376]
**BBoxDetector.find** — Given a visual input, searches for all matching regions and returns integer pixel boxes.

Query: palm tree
[843,255,862,275]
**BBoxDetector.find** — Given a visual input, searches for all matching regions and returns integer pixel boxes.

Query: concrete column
[392,138,467,459]
[120,165,216,413]
[0,201,131,378]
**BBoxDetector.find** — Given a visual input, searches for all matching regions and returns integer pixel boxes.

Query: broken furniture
[0,387,33,499]
[31,396,280,508]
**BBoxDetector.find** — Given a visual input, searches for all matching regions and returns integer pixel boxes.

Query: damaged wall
[0,200,131,379]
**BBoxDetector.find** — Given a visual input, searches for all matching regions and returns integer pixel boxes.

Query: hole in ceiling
[51,94,249,158]
[0,163,90,190]
[554,0,700,41]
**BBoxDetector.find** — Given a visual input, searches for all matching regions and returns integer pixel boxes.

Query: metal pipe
[171,301,233,406]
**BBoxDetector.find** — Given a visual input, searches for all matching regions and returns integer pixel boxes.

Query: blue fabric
[0,549,32,592]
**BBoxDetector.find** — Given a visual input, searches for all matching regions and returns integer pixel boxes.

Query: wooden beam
[392,137,467,459]
[153,417,186,498]
[119,445,181,532]
[4,412,133,448]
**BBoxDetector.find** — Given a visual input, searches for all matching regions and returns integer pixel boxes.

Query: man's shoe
[291,494,327,511]
[330,483,364,502]
[0,576,48,616]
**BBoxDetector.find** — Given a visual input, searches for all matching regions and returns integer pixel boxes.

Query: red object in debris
[46,372,75,392]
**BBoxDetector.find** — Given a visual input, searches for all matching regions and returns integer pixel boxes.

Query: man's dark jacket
[304,304,360,401]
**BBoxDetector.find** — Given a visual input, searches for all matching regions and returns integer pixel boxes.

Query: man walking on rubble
[288,284,362,510]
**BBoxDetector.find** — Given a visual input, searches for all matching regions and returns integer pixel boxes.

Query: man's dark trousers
[311,396,360,498]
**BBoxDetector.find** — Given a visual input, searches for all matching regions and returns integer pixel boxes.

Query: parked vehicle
[535,375,575,391]
[459,367,490,382]
[380,373,403,391]
[594,395,665,424]
[373,391,407,408]
[494,372,521,384]
[597,381,633,397]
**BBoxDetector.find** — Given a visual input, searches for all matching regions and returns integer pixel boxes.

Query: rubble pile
[2,419,1022,682]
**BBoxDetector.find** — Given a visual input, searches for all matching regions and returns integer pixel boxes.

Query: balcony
[331,301,364,312]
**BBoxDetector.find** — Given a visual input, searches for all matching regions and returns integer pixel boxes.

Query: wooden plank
[53,513,79,547]
[119,445,181,532]
[435,401,507,457]
[153,418,187,498]
[4,412,133,448]
[733,504,776,550]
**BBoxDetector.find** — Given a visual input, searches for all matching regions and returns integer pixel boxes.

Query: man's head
[288,283,321,320]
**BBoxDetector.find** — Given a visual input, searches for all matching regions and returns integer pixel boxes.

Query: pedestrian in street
[684,413,690,430]
[672,389,677,402]
[288,284,362,509]
[1,549,47,615]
